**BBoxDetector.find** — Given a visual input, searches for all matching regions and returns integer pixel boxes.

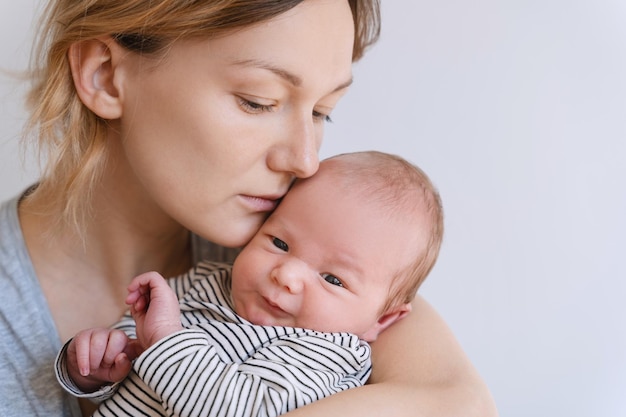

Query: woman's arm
[284,295,498,417]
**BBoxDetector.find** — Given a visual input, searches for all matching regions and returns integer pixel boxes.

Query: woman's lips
[239,194,281,212]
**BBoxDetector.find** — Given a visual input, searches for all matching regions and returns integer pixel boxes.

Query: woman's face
[114,0,355,247]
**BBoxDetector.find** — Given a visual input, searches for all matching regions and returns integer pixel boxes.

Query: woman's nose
[267,114,320,178]
[272,259,310,294]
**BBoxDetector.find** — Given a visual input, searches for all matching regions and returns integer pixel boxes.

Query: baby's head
[232,151,444,341]
[321,151,444,314]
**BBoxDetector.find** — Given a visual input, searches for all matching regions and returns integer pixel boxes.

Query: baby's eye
[322,273,343,287]
[272,237,289,252]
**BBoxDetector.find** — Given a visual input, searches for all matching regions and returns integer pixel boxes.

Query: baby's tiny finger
[102,330,128,365]
[88,330,112,369]
[73,336,92,377]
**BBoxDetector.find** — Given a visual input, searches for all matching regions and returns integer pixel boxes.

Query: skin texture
[20,1,497,415]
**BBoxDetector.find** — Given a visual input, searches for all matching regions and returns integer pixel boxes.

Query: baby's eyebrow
[327,250,363,279]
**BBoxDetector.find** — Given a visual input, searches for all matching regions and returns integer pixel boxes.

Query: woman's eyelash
[313,111,333,123]
[238,98,274,113]
[239,98,332,123]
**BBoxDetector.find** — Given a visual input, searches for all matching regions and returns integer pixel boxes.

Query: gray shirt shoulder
[0,194,82,416]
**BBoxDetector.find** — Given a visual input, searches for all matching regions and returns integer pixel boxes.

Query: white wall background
[1,2,625,416]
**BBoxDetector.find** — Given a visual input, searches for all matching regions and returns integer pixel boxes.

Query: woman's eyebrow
[232,58,302,86]
[231,58,353,92]
[333,77,354,93]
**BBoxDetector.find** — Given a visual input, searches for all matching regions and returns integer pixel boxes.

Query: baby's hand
[126,271,183,349]
[66,328,141,392]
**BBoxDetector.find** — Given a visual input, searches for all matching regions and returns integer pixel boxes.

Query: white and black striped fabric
[56,261,371,417]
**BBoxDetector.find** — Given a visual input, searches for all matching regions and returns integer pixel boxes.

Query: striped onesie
[56,261,371,417]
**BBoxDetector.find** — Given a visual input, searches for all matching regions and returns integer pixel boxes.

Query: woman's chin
[200,218,264,248]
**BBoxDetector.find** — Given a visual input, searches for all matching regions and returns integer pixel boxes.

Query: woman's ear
[68,37,124,119]
[360,303,412,342]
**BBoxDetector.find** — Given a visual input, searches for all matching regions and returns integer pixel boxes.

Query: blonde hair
[25,0,381,233]
[322,151,444,314]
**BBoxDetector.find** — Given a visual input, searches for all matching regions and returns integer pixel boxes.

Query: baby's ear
[360,303,412,342]
[68,37,124,119]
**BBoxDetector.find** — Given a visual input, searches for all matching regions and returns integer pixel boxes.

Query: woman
[0,0,496,416]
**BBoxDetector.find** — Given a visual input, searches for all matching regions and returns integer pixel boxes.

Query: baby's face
[231,169,419,341]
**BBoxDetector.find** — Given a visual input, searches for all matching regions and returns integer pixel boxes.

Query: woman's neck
[18,181,192,340]
[20,178,193,275]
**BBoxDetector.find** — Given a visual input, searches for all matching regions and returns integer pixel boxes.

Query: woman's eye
[312,110,333,123]
[272,237,288,252]
[322,273,343,287]
[239,98,274,114]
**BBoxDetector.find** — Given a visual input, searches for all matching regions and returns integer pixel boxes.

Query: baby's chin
[237,309,277,327]
[232,300,289,328]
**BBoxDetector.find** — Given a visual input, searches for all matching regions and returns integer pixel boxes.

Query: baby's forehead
[289,163,343,193]
[291,155,430,227]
